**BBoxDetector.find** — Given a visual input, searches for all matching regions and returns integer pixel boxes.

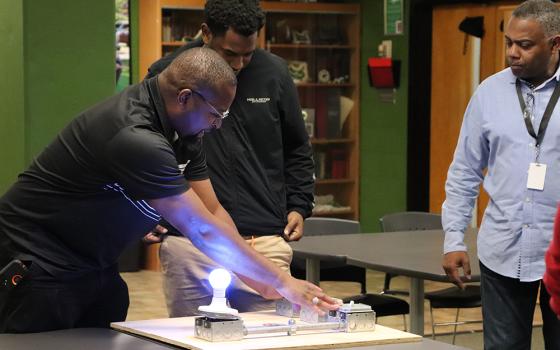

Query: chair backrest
[379,211,442,232]
[294,217,365,293]
[304,217,361,236]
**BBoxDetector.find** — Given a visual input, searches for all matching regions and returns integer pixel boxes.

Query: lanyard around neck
[515,79,560,149]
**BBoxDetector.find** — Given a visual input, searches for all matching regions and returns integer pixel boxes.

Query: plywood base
[111,310,421,350]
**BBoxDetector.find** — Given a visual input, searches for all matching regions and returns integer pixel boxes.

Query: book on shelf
[329,149,347,179]
[326,89,341,138]
[302,108,315,138]
[315,89,341,139]
[313,151,327,180]
[162,16,172,42]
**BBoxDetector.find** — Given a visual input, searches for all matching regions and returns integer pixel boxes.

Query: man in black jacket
[145,0,315,316]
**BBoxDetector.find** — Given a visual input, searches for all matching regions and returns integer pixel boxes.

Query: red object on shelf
[330,149,347,179]
[368,57,395,88]
[315,90,327,138]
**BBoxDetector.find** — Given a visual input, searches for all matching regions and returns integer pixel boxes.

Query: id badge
[527,163,546,190]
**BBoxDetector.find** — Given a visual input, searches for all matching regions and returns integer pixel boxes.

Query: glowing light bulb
[208,268,232,290]
[198,268,238,316]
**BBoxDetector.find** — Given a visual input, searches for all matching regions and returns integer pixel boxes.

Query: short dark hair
[204,0,265,37]
[162,47,237,93]
[513,0,560,37]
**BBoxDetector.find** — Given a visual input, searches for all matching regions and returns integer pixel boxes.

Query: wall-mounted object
[384,0,404,35]
[378,40,393,58]
[368,58,400,89]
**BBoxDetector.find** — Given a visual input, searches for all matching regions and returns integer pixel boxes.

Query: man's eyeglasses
[191,90,229,120]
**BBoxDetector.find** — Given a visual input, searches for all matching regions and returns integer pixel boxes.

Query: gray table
[0,328,178,350]
[290,229,479,336]
[0,327,468,350]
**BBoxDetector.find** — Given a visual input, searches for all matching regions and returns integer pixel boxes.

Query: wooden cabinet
[138,0,360,269]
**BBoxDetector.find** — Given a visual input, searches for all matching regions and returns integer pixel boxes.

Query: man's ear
[177,89,192,106]
[201,23,212,45]
[551,35,560,51]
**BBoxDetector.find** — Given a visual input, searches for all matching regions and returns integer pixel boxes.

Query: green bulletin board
[384,0,403,35]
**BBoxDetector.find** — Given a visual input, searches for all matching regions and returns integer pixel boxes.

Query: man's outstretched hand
[276,276,340,315]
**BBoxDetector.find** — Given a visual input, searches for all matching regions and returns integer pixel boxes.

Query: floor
[121,269,544,348]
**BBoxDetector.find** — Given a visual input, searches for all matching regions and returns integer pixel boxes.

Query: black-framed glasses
[191,90,229,120]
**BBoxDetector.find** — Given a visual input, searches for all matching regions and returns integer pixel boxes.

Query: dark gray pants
[480,262,560,350]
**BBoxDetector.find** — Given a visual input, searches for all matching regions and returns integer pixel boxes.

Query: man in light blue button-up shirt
[442,1,560,348]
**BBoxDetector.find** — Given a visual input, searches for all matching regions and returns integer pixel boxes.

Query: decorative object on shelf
[333,75,350,84]
[339,96,354,129]
[317,69,331,83]
[274,19,291,44]
[312,194,351,215]
[288,60,310,83]
[302,108,315,138]
[292,30,311,44]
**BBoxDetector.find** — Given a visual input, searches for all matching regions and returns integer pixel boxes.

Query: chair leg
[402,314,407,332]
[452,308,460,345]
[429,304,436,339]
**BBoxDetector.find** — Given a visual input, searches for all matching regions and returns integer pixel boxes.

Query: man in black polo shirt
[145,0,315,316]
[0,47,335,333]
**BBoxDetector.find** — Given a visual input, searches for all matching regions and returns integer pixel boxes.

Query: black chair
[379,212,443,296]
[379,211,482,343]
[291,217,409,329]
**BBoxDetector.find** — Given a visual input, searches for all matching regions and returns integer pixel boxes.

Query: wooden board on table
[111,310,421,350]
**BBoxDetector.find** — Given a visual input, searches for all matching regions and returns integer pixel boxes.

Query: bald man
[0,48,337,333]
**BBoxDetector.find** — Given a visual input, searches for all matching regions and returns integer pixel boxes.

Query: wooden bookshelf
[138,0,360,270]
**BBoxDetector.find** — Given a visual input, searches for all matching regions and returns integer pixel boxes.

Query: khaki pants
[159,235,292,317]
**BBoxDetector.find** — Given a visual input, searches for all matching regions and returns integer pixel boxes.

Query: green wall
[0,0,115,193]
[359,0,409,232]
[130,0,140,84]
[0,1,25,194]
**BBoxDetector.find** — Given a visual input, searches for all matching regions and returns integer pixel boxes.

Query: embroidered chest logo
[246,97,270,104]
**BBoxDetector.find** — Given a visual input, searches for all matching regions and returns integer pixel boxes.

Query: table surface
[0,328,177,350]
[290,228,479,282]
[0,328,469,350]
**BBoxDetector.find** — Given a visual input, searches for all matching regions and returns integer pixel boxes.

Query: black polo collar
[146,75,176,144]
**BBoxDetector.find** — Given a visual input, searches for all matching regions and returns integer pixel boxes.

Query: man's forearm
[148,190,290,290]
[213,203,237,232]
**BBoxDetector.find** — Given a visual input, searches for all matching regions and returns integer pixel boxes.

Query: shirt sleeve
[104,126,189,200]
[278,62,315,219]
[181,136,209,181]
[544,205,560,316]
[442,89,489,254]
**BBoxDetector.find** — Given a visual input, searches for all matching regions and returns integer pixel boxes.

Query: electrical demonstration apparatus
[194,269,376,342]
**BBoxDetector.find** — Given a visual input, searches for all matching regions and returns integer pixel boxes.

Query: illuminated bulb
[198,268,238,316]
[208,268,232,290]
